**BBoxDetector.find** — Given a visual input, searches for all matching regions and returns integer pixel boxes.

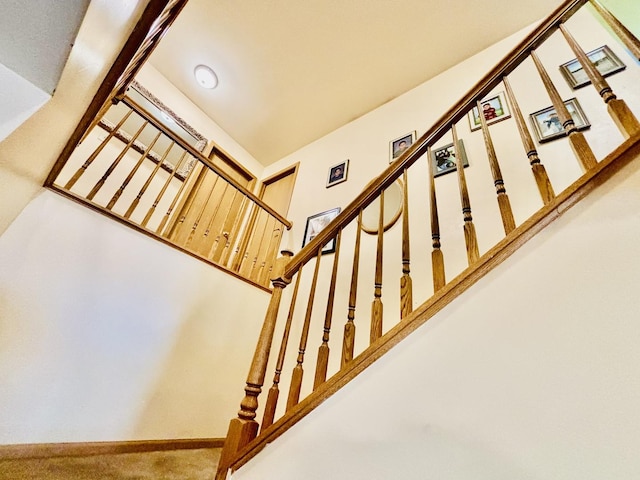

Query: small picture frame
[326,160,349,188]
[431,139,469,178]
[559,45,626,89]
[389,131,416,163]
[529,98,590,143]
[468,91,511,131]
[302,207,341,254]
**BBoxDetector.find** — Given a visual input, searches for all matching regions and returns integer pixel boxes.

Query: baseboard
[0,438,226,460]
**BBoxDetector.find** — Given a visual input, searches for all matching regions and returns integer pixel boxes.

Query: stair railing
[216,0,640,477]
[49,93,292,289]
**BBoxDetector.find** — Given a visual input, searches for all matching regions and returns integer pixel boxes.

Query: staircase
[213,0,640,478]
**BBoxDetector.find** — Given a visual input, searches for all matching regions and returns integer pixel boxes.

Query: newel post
[216,248,293,480]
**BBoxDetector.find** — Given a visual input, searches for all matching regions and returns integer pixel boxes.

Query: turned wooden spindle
[261,265,303,431]
[286,248,322,410]
[164,166,208,239]
[65,110,134,190]
[370,190,384,344]
[452,124,480,265]
[184,175,220,248]
[231,203,259,272]
[218,250,292,478]
[106,130,162,211]
[221,195,248,267]
[313,229,342,389]
[589,0,640,61]
[560,23,640,137]
[204,184,232,257]
[530,50,597,170]
[476,99,516,235]
[86,121,148,201]
[125,141,175,219]
[342,211,362,367]
[140,151,189,228]
[400,169,413,319]
[258,221,284,287]
[246,212,273,280]
[502,76,555,205]
[209,189,239,262]
[427,146,446,291]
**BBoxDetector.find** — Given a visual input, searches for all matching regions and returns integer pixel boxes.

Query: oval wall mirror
[361,179,404,235]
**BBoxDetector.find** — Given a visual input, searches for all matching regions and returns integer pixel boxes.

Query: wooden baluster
[106,130,162,210]
[140,151,188,228]
[560,24,640,137]
[185,175,220,248]
[125,141,175,219]
[286,248,322,410]
[258,221,284,287]
[218,250,293,479]
[221,195,248,267]
[502,76,555,205]
[86,121,149,201]
[400,168,413,319]
[589,0,640,61]
[313,229,342,389]
[370,190,384,344]
[253,216,277,283]
[261,265,302,431]
[203,183,231,257]
[246,211,271,280]
[530,50,597,170]
[452,124,480,265]
[427,146,446,291]
[157,161,203,236]
[64,110,134,190]
[476,99,516,235]
[342,211,362,367]
[231,203,259,272]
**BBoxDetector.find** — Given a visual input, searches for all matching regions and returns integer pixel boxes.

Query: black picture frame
[431,139,469,178]
[326,160,349,188]
[301,207,341,254]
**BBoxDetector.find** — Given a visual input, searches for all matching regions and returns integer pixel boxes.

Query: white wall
[0,191,270,444]
[135,63,265,180]
[0,62,50,143]
[253,6,640,425]
[231,126,640,480]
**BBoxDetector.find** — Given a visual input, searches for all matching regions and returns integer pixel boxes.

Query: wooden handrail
[284,0,587,279]
[121,96,293,229]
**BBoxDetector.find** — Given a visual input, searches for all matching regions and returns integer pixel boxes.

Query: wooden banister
[284,0,589,278]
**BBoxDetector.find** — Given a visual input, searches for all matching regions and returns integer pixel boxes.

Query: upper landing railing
[48,91,291,289]
[45,0,292,290]
[216,0,640,477]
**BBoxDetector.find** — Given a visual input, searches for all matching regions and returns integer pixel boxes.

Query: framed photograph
[529,98,590,143]
[302,207,341,254]
[560,45,626,89]
[326,160,349,188]
[431,140,469,178]
[389,131,416,163]
[468,91,511,131]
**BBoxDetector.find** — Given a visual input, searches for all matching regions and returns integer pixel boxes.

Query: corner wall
[0,191,270,443]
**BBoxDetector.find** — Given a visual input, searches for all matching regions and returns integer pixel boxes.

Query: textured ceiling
[148,0,564,166]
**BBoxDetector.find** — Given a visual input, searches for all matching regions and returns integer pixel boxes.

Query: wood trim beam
[0,438,225,461]
[232,132,640,472]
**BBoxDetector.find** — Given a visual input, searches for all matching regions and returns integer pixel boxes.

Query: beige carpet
[0,448,220,480]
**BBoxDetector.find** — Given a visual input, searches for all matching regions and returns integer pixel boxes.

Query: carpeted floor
[0,448,221,480]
